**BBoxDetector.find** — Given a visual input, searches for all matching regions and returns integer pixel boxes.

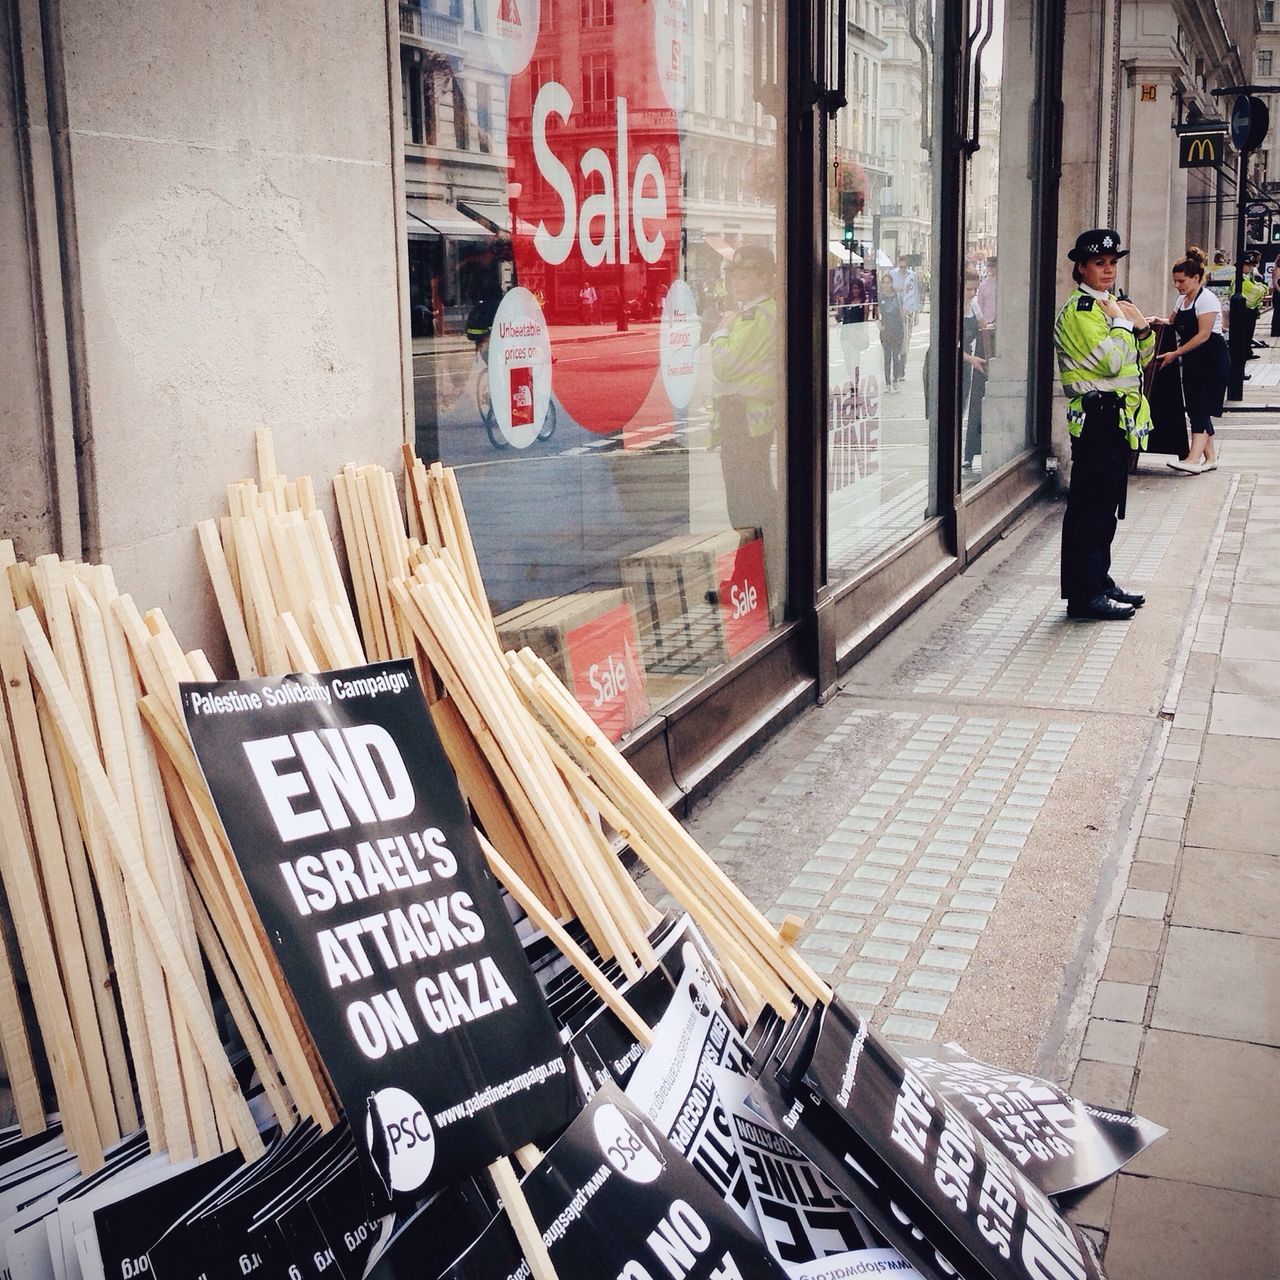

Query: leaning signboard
[182,661,576,1208]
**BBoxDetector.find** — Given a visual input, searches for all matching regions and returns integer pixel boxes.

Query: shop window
[403,0,788,743]
[1260,50,1274,78]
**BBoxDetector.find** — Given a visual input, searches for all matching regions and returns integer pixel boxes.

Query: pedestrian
[962,263,990,470]
[877,270,906,390]
[1054,228,1154,621]
[1240,251,1267,357]
[1271,259,1280,338]
[890,255,921,344]
[1153,245,1228,474]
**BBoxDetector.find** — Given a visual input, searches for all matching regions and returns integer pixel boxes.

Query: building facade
[3,0,1067,805]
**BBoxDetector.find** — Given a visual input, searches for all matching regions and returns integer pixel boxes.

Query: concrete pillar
[7,0,408,662]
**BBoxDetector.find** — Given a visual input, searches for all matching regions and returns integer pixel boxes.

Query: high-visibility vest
[709,296,780,440]
[1053,289,1154,450]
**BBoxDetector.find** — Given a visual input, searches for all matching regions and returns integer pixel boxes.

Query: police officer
[1240,251,1267,358]
[1055,229,1154,620]
[709,244,783,612]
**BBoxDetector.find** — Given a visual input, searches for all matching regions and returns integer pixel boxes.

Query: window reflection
[402,0,787,741]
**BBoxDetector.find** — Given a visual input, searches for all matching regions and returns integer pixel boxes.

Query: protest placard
[182,662,576,1207]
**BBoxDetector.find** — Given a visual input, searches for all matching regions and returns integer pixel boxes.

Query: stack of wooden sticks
[0,546,309,1171]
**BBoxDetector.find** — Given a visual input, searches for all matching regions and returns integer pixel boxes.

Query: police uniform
[1055,229,1154,620]
[1241,263,1267,355]
[710,245,783,611]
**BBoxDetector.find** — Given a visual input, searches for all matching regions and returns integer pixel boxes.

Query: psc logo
[507,0,684,435]
[366,1086,436,1194]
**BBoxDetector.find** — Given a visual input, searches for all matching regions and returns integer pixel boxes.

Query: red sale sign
[716,537,769,658]
[506,0,683,436]
[565,604,651,742]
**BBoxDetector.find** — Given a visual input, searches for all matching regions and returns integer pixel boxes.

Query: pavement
[663,341,1280,1276]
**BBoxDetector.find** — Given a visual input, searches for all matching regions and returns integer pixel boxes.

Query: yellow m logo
[1187,137,1215,162]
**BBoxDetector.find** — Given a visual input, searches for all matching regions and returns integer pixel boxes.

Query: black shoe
[1067,595,1135,621]
[1107,587,1145,608]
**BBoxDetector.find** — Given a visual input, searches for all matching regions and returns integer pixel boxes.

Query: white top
[1176,287,1224,335]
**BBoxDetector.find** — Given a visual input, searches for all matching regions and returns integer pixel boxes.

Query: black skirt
[1143,326,1189,458]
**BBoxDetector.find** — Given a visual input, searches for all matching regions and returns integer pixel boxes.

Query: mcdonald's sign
[1180,131,1223,169]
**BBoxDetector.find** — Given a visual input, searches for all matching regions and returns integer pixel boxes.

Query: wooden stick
[18,608,265,1161]
[0,908,43,1134]
[489,1155,560,1280]
[197,521,258,679]
[4,558,119,1147]
[478,833,653,1049]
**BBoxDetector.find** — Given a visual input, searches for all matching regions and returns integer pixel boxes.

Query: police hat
[1067,228,1129,262]
[728,244,775,274]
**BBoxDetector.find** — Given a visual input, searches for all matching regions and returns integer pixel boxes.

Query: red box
[715,536,769,658]
[565,603,651,741]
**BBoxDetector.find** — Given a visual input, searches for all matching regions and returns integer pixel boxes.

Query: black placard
[182,663,576,1207]
[751,1000,1106,1280]
[901,1044,1164,1197]
[439,1084,787,1280]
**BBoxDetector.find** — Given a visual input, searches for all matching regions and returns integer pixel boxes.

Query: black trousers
[1061,396,1129,603]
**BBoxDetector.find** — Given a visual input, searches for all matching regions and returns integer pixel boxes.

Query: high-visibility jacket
[1242,273,1267,311]
[709,295,779,440]
[1053,288,1154,450]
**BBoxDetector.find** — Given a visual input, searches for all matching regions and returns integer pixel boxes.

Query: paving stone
[873,921,921,944]
[1104,1174,1280,1280]
[791,872,835,891]
[1112,916,1164,950]
[865,851,908,868]
[1142,813,1185,843]
[847,961,898,984]
[821,831,866,849]
[1151,927,1280,1046]
[940,911,989,931]
[1120,888,1168,920]
[919,948,970,972]
[896,887,942,907]
[883,904,931,925]
[894,990,951,1017]
[905,870,949,889]
[1186,782,1280,855]
[1061,1176,1115,1235]
[805,952,842,976]
[1197,734,1280,786]
[950,892,998,912]
[907,970,960,993]
[1173,846,1280,938]
[1134,836,1179,866]
[837,982,886,1008]
[1128,1029,1280,1198]
[880,1014,937,1041]
[860,940,910,963]
[1079,1018,1143,1067]
[850,865,897,884]
[930,930,979,951]
[800,932,856,957]
[1127,861,1175,893]
[969,861,1013,880]
[916,856,961,873]
[1146,791,1191,820]
[1091,980,1148,1023]
[1209,692,1280,738]
[1103,947,1160,986]
[777,889,825,910]
[832,889,885,911]
[1070,1059,1135,1111]
[816,914,866,936]
[959,875,1006,896]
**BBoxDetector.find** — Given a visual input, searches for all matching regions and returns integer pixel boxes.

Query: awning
[702,235,736,261]
[406,197,494,239]
[827,242,864,263]
[458,200,539,239]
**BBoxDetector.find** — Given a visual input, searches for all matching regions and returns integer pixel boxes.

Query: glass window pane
[826,0,941,583]
[961,0,1037,488]
[404,0,787,744]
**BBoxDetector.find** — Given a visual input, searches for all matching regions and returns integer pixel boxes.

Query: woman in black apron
[1154,246,1228,473]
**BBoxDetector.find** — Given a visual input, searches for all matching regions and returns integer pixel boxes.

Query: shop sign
[487,287,554,447]
[716,536,769,657]
[1178,131,1223,169]
[508,0,684,435]
[182,662,576,1209]
[565,602,650,741]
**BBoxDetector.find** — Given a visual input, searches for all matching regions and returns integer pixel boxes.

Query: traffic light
[842,223,855,249]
